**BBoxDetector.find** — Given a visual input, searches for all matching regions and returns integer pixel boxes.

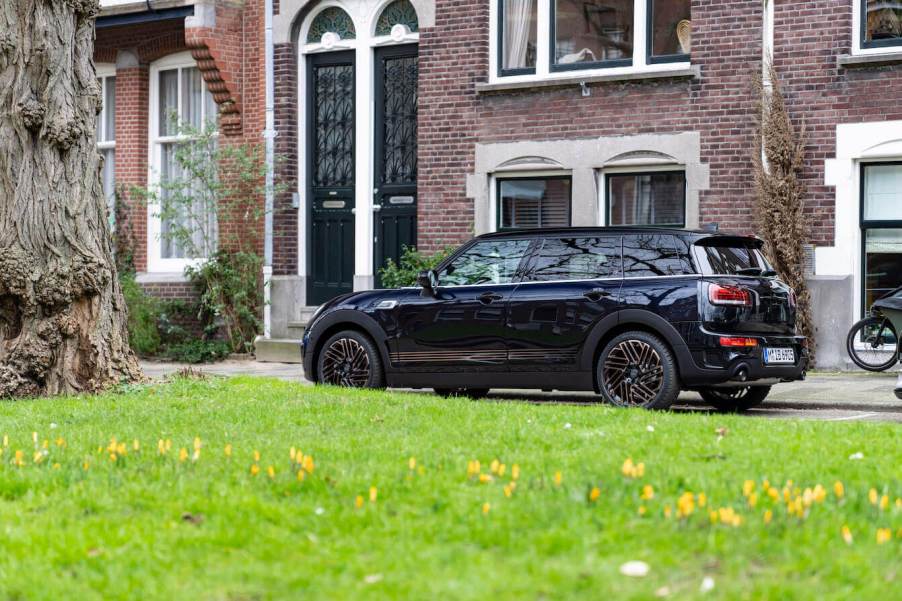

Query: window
[862,0,902,49]
[607,171,685,227]
[96,70,116,224]
[307,6,356,43]
[496,0,690,78]
[622,233,694,277]
[862,163,902,312]
[438,239,532,286]
[498,177,571,230]
[648,0,691,62]
[499,0,538,75]
[149,54,218,271]
[527,237,622,281]
[694,242,773,276]
[553,0,634,69]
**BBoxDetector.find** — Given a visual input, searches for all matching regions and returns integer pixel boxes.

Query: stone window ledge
[837,52,902,69]
[135,272,191,285]
[476,66,699,94]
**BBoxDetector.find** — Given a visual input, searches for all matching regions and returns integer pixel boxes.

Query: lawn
[0,376,899,600]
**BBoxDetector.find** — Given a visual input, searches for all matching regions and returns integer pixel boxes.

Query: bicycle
[846,286,902,372]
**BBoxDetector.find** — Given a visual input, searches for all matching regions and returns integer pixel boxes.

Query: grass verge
[0,377,899,600]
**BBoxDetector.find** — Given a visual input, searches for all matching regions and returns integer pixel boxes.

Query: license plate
[764,347,795,365]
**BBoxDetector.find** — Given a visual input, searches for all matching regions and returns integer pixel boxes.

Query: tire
[597,331,680,410]
[846,316,899,372]
[433,388,490,399]
[316,330,385,388]
[699,386,771,412]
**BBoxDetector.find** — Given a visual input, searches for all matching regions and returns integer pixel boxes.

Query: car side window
[438,239,532,286]
[623,234,695,277]
[526,237,623,282]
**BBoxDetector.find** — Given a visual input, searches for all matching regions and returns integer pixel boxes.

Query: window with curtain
[607,171,686,227]
[553,0,634,68]
[500,0,537,74]
[96,73,116,225]
[862,163,902,312]
[862,0,902,49]
[154,64,219,261]
[649,0,691,61]
[498,177,572,230]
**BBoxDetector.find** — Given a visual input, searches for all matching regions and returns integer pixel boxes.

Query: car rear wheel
[316,330,385,389]
[598,331,680,410]
[699,386,771,412]
[433,388,490,399]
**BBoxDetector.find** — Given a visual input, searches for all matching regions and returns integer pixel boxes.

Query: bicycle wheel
[846,316,899,372]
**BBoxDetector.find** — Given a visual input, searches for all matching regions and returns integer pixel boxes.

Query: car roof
[476,227,763,244]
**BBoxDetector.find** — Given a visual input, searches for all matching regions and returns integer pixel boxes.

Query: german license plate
[764,347,795,364]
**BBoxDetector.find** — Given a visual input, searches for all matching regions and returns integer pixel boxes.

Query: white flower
[564,423,572,430]
[619,561,650,577]
[49,423,58,429]
[315,507,325,515]
[700,577,715,593]
[646,425,655,432]
[848,452,864,461]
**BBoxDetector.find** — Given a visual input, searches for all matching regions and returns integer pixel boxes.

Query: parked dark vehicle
[302,228,809,411]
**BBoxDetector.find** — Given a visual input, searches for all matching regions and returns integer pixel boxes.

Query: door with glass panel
[861,163,902,314]
[373,44,418,288]
[307,51,356,305]
[155,65,219,263]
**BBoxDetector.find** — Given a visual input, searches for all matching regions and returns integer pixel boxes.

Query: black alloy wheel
[598,331,680,410]
[698,386,771,412]
[317,330,385,388]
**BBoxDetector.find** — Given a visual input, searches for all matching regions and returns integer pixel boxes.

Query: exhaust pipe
[732,364,749,382]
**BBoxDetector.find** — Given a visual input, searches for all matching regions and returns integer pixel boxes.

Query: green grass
[0,377,899,600]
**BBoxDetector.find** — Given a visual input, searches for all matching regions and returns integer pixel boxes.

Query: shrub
[163,339,231,364]
[119,271,161,356]
[379,246,454,289]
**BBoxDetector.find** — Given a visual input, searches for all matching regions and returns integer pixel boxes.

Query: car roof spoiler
[694,235,764,249]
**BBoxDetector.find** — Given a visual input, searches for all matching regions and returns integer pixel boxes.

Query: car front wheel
[316,330,385,388]
[597,331,680,410]
[699,386,770,412]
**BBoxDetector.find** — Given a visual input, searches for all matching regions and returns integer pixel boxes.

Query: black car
[302,228,808,411]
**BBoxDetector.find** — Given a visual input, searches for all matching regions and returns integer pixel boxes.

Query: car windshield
[694,242,774,276]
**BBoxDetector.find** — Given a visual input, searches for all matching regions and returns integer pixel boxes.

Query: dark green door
[373,45,418,288]
[307,51,355,305]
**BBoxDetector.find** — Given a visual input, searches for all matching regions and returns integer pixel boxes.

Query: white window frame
[97,64,117,226]
[490,0,690,85]
[853,0,902,56]
[598,164,687,227]
[147,51,218,274]
[489,170,573,232]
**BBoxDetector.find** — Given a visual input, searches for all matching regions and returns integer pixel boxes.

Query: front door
[391,238,533,374]
[307,51,356,305]
[507,236,623,372]
[373,45,418,287]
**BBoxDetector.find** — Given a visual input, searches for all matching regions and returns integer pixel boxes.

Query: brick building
[261,0,902,369]
[95,0,266,301]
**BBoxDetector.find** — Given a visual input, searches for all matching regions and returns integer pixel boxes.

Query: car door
[506,236,623,373]
[390,237,533,374]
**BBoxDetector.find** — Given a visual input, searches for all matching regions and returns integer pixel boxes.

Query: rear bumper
[678,327,809,388]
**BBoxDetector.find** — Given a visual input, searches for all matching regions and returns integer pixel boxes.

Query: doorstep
[255,336,303,364]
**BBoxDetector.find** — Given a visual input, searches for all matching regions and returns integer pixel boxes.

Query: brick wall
[273,42,299,276]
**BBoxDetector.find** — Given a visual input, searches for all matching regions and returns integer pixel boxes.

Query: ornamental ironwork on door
[374,45,418,287]
[308,51,355,305]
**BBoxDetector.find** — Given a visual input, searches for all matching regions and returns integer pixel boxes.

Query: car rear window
[694,242,774,275]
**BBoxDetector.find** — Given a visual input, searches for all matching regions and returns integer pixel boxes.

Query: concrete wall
[808,275,855,370]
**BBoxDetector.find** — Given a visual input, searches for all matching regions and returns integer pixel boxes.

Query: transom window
[149,54,219,271]
[862,163,902,313]
[606,170,686,228]
[861,0,902,50]
[438,239,532,286]
[96,69,116,224]
[498,0,690,78]
[498,176,572,230]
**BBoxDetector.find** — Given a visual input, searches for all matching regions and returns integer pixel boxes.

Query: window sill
[837,52,902,68]
[476,66,699,94]
[135,272,191,284]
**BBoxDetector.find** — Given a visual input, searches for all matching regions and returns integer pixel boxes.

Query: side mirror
[417,270,438,295]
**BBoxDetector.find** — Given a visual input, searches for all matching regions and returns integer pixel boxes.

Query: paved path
[140,361,902,423]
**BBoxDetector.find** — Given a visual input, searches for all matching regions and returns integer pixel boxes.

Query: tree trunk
[0,0,141,397]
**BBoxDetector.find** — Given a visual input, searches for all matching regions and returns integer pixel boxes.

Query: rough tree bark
[0,0,141,397]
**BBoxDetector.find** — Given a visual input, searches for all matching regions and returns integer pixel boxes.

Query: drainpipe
[263,0,275,339]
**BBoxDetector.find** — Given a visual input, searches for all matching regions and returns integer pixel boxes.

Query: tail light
[708,283,753,307]
[719,336,759,348]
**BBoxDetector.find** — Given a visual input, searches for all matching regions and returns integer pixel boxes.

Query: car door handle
[478,292,504,304]
[583,288,613,302]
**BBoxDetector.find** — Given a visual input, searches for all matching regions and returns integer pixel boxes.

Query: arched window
[306,7,357,44]
[375,0,419,36]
